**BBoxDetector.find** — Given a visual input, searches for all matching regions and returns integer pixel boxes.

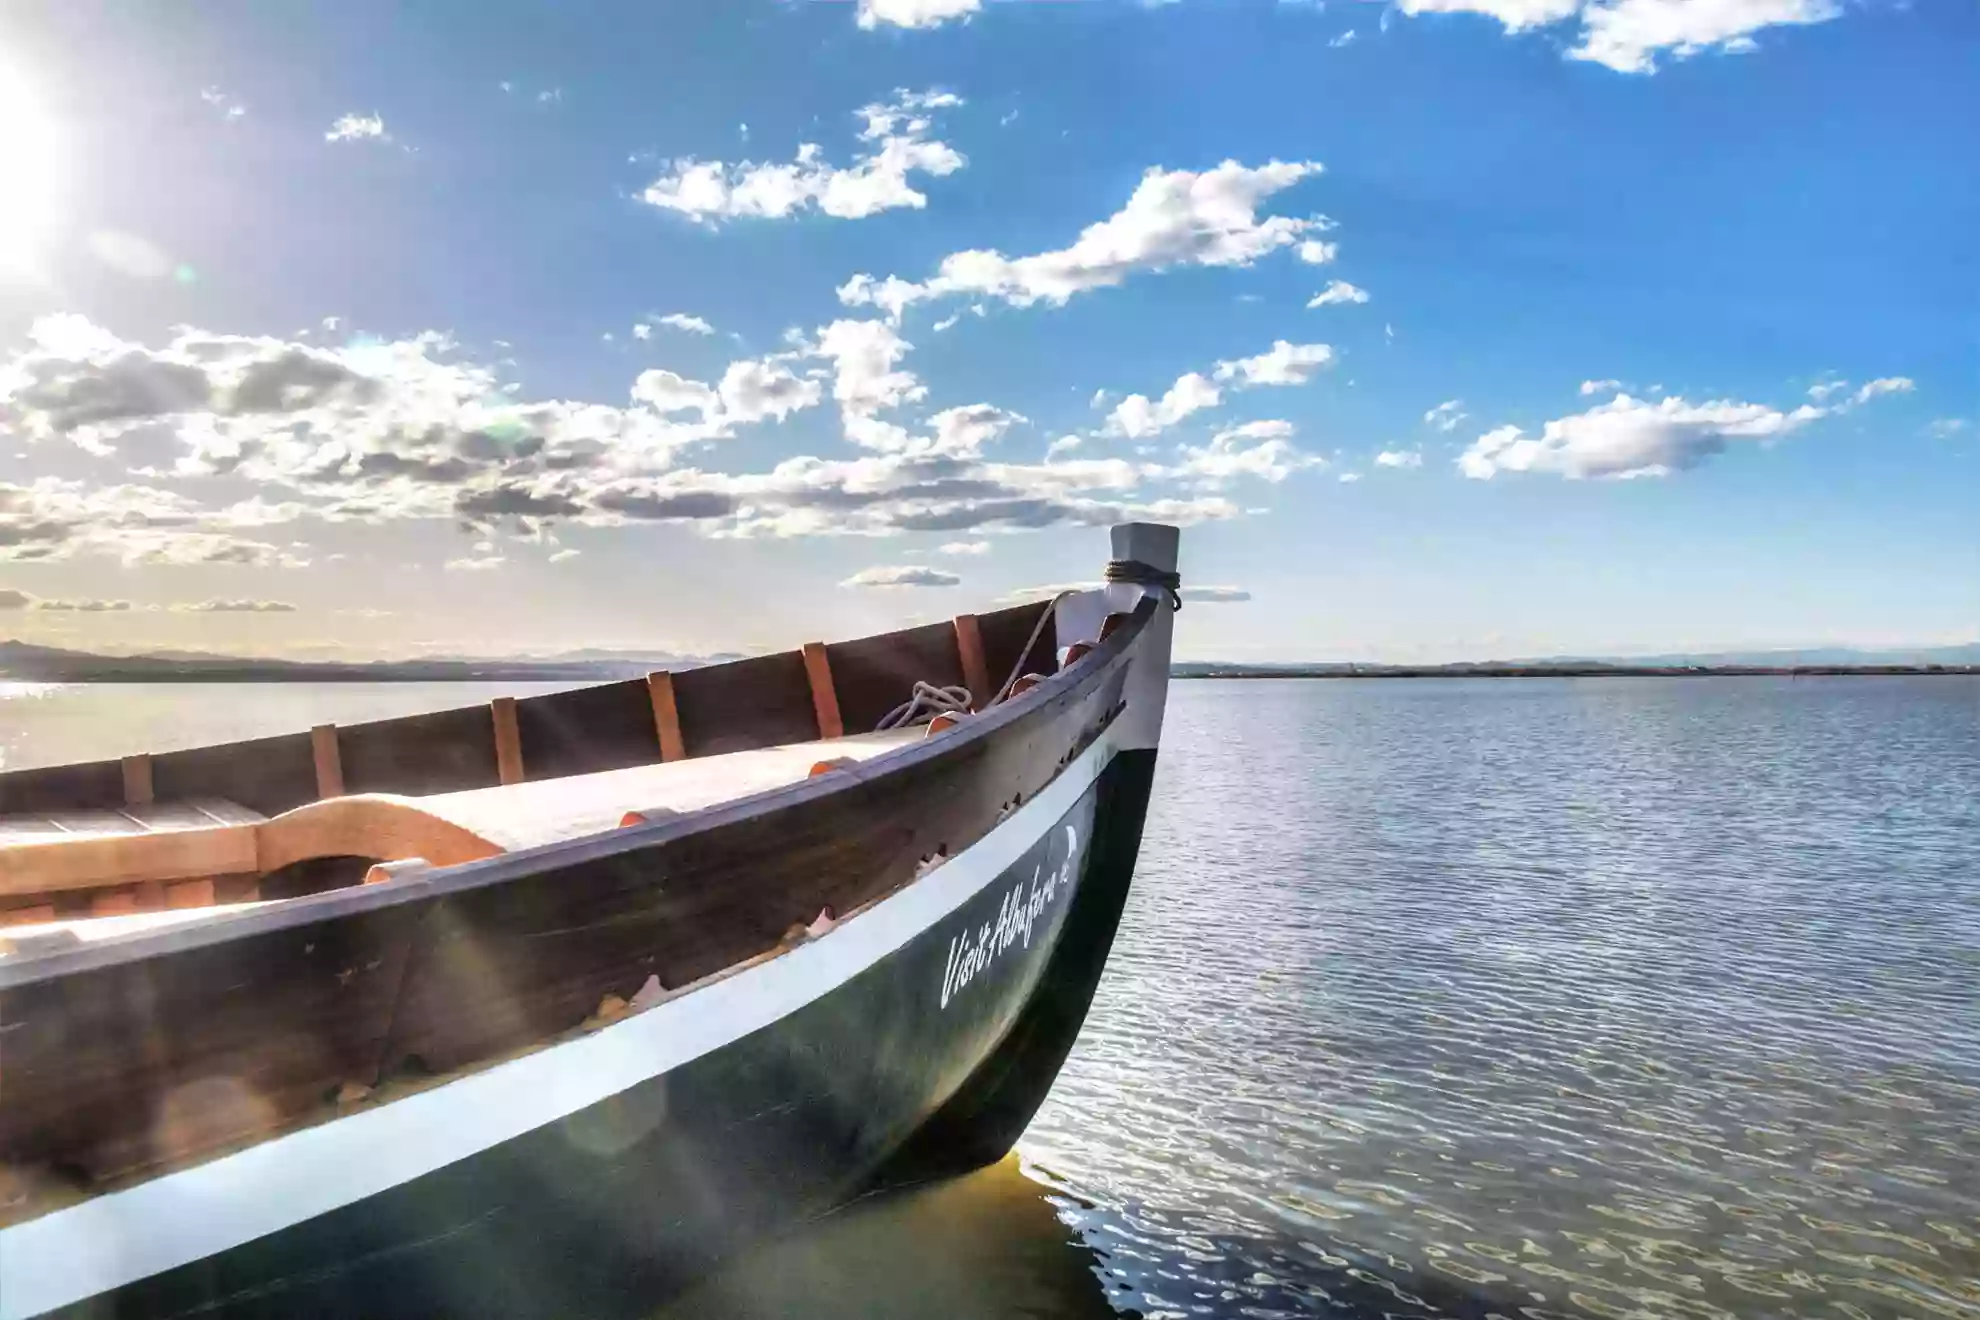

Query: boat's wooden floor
[0,728,921,949]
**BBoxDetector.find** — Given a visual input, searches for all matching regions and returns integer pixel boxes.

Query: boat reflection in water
[653,1157,1120,1320]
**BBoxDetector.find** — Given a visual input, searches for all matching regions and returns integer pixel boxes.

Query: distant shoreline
[4,665,1975,685]
[1176,665,1980,679]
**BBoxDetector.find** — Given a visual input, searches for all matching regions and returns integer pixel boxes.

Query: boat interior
[0,598,1079,954]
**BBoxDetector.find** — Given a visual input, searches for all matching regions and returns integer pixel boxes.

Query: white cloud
[841,564,962,588]
[1307,280,1370,308]
[1179,585,1253,603]
[1458,392,1826,480]
[938,540,991,555]
[640,90,964,224]
[1580,378,1624,396]
[1375,448,1424,468]
[931,312,962,332]
[815,318,926,428]
[1046,435,1082,457]
[631,323,652,341]
[1329,28,1359,45]
[1175,420,1324,484]
[1571,0,1840,73]
[0,590,132,612]
[1424,398,1467,431]
[857,0,982,28]
[1846,376,1913,407]
[175,599,298,613]
[325,113,387,143]
[1297,239,1339,265]
[1338,472,1362,483]
[0,312,1249,554]
[1399,0,1581,32]
[839,159,1325,315]
[717,359,823,425]
[1398,0,1843,74]
[1214,340,1335,387]
[548,546,582,562]
[445,554,506,571]
[1925,418,1968,440]
[1107,372,1222,439]
[658,313,715,336]
[631,368,720,417]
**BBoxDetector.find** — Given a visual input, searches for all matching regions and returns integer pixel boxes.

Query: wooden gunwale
[0,599,1147,989]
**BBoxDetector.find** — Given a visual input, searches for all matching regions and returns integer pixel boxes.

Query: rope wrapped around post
[1103,558,1183,611]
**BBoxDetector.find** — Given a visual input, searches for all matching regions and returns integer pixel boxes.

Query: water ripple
[1026,677,1980,1320]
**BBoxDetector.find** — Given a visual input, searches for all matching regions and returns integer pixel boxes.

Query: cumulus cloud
[640,90,964,224]
[1424,399,1467,431]
[717,359,823,424]
[657,313,715,336]
[1104,337,1336,439]
[173,599,298,613]
[1179,585,1253,603]
[445,554,506,571]
[857,0,981,27]
[841,564,962,588]
[1375,449,1424,468]
[939,540,990,555]
[1571,0,1841,73]
[1307,280,1370,307]
[839,160,1325,316]
[1397,0,1843,74]
[1175,420,1324,485]
[325,113,387,143]
[1457,393,1827,480]
[1107,372,1222,439]
[1213,340,1336,387]
[1297,239,1339,265]
[1580,378,1624,396]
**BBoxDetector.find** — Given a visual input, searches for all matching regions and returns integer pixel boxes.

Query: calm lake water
[5,677,1979,1319]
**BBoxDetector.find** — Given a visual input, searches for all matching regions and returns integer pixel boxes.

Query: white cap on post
[1110,522,1180,576]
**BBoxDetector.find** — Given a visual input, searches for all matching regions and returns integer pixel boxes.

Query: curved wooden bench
[0,728,924,919]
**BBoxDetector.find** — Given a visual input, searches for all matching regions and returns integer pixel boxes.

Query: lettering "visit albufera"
[940,824,1082,1010]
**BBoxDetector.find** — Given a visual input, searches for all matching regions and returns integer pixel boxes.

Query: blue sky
[0,0,1973,662]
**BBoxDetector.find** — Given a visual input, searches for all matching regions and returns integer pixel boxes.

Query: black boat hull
[13,745,1156,1320]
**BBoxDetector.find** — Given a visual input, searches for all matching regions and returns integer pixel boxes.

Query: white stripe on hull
[0,734,1121,1320]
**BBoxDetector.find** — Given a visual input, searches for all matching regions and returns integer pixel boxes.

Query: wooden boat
[0,523,1181,1319]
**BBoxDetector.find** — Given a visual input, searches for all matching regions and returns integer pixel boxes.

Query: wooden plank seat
[0,728,922,941]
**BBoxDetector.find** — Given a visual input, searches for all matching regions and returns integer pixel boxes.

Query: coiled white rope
[873,587,1086,732]
[875,681,975,731]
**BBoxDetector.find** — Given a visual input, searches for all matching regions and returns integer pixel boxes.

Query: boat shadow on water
[653,1155,1529,1320]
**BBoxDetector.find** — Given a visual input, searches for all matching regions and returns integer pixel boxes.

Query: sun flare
[0,61,63,281]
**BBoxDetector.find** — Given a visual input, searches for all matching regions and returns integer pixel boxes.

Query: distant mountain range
[0,639,740,683]
[4,638,1975,684]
